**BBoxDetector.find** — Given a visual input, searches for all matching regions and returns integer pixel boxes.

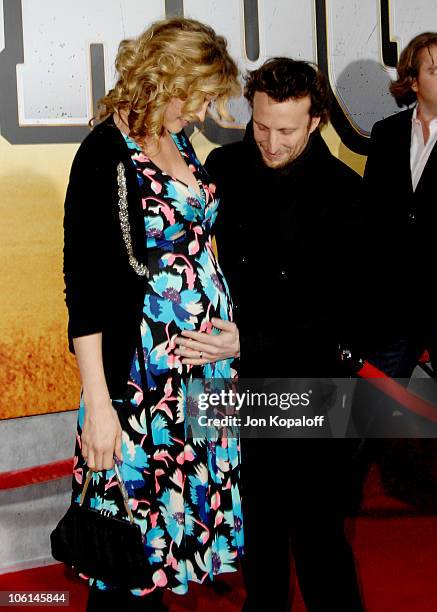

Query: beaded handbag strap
[79,462,135,524]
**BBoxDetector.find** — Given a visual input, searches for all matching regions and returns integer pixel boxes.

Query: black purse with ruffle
[50,459,153,588]
[51,338,155,588]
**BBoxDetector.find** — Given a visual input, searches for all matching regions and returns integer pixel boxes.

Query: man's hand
[174,317,240,365]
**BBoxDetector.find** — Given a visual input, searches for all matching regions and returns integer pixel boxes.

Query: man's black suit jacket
[361,108,437,347]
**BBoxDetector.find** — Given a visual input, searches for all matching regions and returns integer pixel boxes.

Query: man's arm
[345,121,387,356]
[204,145,258,365]
[362,120,386,199]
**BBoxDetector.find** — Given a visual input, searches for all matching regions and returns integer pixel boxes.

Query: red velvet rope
[0,362,435,491]
[0,458,73,491]
[357,361,437,423]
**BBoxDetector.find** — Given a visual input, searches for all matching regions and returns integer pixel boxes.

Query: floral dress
[71,130,243,596]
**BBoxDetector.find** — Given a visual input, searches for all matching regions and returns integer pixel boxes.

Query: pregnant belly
[143,244,233,332]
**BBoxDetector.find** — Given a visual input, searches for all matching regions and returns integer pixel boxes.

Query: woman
[63,17,243,610]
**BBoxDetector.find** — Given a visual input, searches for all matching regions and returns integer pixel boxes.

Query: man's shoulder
[206,140,245,164]
[335,162,360,188]
[371,108,413,136]
[316,136,361,186]
[205,139,246,183]
[328,151,360,180]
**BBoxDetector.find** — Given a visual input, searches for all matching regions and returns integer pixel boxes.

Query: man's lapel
[395,109,414,195]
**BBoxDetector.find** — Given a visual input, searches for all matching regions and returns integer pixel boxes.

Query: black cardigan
[63,116,149,398]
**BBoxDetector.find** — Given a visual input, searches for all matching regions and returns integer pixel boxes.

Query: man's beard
[258,136,310,169]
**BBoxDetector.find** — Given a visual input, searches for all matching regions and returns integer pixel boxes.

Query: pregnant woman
[63,17,243,610]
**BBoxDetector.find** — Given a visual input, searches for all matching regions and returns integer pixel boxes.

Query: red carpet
[1,465,436,611]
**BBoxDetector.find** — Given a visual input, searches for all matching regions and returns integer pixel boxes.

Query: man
[354,33,437,515]
[205,58,363,612]
[360,32,437,378]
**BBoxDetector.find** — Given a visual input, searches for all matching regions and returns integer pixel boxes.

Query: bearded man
[205,58,364,612]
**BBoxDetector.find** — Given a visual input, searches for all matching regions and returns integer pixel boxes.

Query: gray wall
[0,411,77,573]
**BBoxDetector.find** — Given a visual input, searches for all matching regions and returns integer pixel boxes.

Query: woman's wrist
[82,388,111,412]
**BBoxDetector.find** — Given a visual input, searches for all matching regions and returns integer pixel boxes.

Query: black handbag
[50,459,153,588]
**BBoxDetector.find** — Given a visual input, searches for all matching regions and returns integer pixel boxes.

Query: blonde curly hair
[98,17,240,146]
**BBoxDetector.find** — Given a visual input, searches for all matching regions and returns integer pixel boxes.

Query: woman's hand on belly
[174,317,240,365]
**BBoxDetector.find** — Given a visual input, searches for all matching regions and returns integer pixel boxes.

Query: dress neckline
[122,130,206,204]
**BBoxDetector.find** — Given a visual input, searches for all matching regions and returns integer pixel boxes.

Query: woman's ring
[199,351,203,359]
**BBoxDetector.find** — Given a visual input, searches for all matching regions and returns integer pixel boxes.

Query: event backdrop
[0,0,435,418]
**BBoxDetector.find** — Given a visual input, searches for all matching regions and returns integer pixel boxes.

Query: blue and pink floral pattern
[72,129,243,596]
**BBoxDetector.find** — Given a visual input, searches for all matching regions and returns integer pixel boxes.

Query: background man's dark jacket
[205,123,362,377]
[361,108,437,350]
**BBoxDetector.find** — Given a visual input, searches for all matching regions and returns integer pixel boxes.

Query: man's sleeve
[330,164,365,357]
[205,146,255,363]
[340,126,388,358]
[204,146,228,258]
[204,146,221,181]
[362,120,385,197]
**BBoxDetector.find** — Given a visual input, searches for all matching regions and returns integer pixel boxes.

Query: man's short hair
[389,32,437,107]
[244,57,330,127]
